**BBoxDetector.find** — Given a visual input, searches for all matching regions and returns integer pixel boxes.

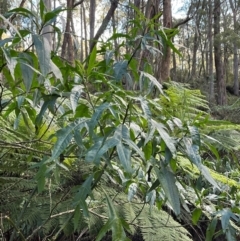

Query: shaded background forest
[2,0,240,105]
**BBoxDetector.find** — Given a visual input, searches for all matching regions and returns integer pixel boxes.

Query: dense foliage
[1,2,240,241]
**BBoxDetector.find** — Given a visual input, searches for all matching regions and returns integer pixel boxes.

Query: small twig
[38,97,66,141]
[4,216,26,241]
[130,202,146,224]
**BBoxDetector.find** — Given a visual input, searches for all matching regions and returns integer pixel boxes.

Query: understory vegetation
[1,2,240,241]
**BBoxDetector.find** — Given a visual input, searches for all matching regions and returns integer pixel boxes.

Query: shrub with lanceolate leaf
[1,1,240,241]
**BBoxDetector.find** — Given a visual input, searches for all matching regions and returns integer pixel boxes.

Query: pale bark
[82,4,88,57]
[208,0,214,103]
[80,6,84,61]
[61,0,74,63]
[229,0,239,96]
[42,0,52,50]
[90,0,96,43]
[159,0,172,83]
[214,0,226,105]
[89,0,119,53]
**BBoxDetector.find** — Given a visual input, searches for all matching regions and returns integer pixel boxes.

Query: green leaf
[2,48,17,80]
[8,7,36,19]
[188,125,200,146]
[52,127,73,160]
[128,183,137,201]
[200,165,219,189]
[225,225,237,241]
[96,219,114,241]
[101,194,130,241]
[87,45,97,75]
[50,60,63,83]
[88,102,111,136]
[52,118,87,160]
[36,163,47,192]
[39,0,45,20]
[86,137,119,164]
[146,190,156,207]
[206,216,218,241]
[73,205,81,231]
[219,209,233,232]
[105,193,117,219]
[44,6,64,24]
[182,138,201,167]
[35,94,59,127]
[33,34,51,76]
[20,60,34,92]
[117,142,132,173]
[154,165,180,215]
[113,60,128,81]
[140,71,163,94]
[192,208,202,225]
[152,120,176,157]
[74,175,93,216]
[105,50,114,65]
[0,37,13,47]
[138,96,152,128]
[70,85,83,114]
[107,33,130,41]
[85,140,102,163]
[144,125,156,145]
[0,14,22,39]
[124,138,145,160]
[148,179,160,192]
[143,141,152,160]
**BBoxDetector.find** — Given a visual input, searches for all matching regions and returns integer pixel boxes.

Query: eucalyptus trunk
[89,0,96,49]
[42,0,52,49]
[159,0,172,82]
[61,0,74,63]
[229,0,239,96]
[208,0,214,103]
[214,0,226,105]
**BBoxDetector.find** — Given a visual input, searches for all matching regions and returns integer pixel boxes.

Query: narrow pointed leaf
[140,71,163,94]
[87,45,97,75]
[152,120,176,156]
[192,208,202,225]
[128,183,138,201]
[188,125,200,146]
[206,217,218,241]
[200,165,219,189]
[155,165,180,215]
[74,175,93,216]
[2,48,17,79]
[33,34,51,76]
[35,95,59,127]
[50,60,63,82]
[52,126,73,160]
[96,219,114,241]
[20,61,34,92]
[113,60,128,81]
[70,85,83,114]
[0,37,13,47]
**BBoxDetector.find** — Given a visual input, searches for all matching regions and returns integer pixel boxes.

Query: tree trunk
[80,6,84,61]
[159,0,172,83]
[82,4,88,58]
[214,0,226,105]
[89,0,96,49]
[89,0,119,53]
[229,0,239,96]
[208,0,214,103]
[42,0,52,49]
[61,0,74,63]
